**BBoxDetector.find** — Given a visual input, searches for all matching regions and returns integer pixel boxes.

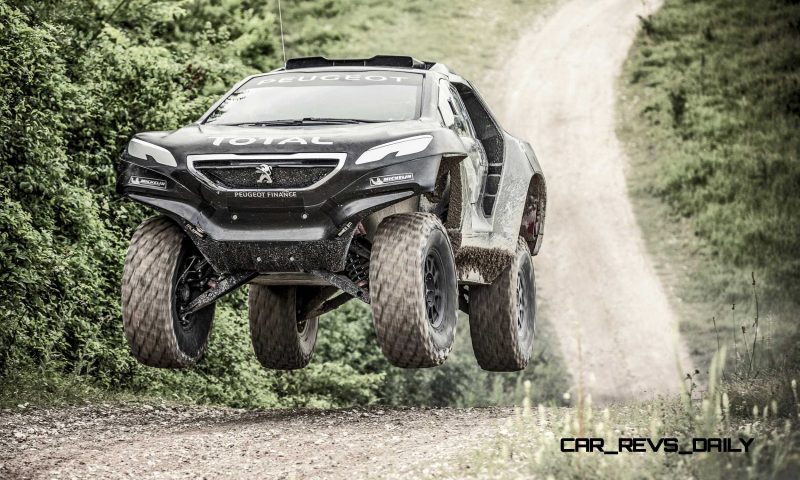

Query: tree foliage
[0,0,369,406]
[0,0,566,408]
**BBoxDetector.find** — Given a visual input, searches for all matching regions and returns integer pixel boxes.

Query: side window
[448,86,477,139]
[438,79,456,127]
[438,80,475,139]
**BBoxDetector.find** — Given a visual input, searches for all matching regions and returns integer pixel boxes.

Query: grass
[616,0,800,372]
[283,0,558,97]
[0,371,139,408]
[447,358,800,479]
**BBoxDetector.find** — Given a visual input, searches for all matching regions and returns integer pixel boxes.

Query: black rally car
[118,56,546,372]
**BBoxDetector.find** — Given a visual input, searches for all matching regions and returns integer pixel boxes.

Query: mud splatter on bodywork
[454,247,514,285]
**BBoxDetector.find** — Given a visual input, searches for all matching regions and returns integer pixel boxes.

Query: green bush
[0,1,130,383]
[0,0,563,409]
[625,0,800,295]
[0,0,370,406]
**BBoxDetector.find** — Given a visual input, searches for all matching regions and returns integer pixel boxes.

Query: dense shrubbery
[0,0,294,404]
[0,0,408,407]
[624,0,800,296]
[0,0,565,407]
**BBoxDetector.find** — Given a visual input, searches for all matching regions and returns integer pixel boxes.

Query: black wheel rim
[516,257,535,344]
[517,273,527,331]
[424,250,445,328]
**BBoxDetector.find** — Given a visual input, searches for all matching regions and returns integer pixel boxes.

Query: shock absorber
[345,238,371,289]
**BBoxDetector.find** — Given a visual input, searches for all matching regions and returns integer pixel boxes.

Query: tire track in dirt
[492,0,693,403]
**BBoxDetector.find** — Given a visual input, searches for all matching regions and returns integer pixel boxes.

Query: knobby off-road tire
[370,213,458,368]
[469,236,536,371]
[121,216,215,368]
[249,285,319,370]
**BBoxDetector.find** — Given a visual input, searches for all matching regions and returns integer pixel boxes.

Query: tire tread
[469,236,534,371]
[249,285,318,370]
[370,213,457,368]
[121,216,210,368]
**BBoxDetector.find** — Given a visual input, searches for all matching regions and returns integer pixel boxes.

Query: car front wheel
[121,216,216,368]
[369,213,458,368]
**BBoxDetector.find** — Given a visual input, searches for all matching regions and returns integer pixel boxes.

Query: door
[438,80,488,206]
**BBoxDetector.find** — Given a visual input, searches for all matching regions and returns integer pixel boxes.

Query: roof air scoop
[285,55,430,70]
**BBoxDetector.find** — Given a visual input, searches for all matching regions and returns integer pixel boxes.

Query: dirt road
[0,0,691,477]
[0,403,510,479]
[493,0,692,403]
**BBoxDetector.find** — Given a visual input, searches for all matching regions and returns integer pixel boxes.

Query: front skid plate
[186,231,353,275]
[180,269,369,318]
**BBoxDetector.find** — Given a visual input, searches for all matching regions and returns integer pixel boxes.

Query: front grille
[188,155,343,190]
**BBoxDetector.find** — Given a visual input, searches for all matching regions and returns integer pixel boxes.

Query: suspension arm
[180,271,258,317]
[308,269,370,304]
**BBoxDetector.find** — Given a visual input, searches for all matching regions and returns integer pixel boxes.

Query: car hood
[131,120,465,161]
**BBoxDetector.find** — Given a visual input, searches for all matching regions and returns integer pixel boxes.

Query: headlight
[355,135,433,165]
[127,139,177,167]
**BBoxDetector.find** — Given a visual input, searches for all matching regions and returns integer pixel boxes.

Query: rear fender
[453,133,543,284]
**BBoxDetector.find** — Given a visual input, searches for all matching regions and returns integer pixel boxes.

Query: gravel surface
[0,403,511,479]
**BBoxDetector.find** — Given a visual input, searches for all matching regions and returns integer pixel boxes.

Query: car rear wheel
[249,285,319,370]
[370,213,458,368]
[469,236,536,371]
[121,216,216,368]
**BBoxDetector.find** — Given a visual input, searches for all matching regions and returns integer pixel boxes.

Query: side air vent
[482,163,504,215]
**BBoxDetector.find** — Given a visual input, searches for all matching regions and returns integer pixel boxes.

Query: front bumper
[117,154,441,274]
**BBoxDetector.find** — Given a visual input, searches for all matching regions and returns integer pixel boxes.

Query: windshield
[204,70,424,125]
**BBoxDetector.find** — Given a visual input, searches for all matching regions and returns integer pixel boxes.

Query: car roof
[285,55,438,70]
[279,55,453,76]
